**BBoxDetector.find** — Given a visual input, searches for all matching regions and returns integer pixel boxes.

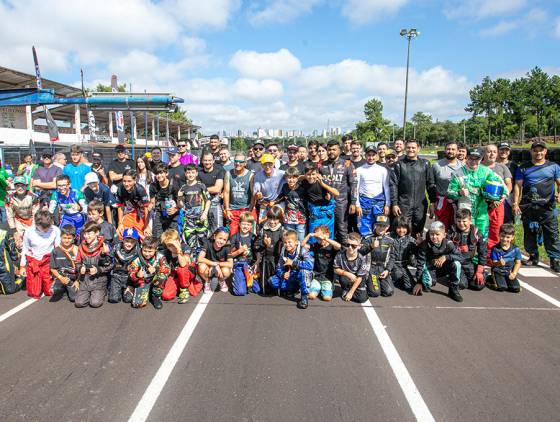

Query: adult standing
[178,140,199,166]
[31,153,62,199]
[306,140,321,167]
[341,134,353,160]
[108,145,134,191]
[298,146,308,162]
[218,146,234,172]
[390,139,433,237]
[246,140,265,173]
[513,140,560,271]
[456,143,468,165]
[252,154,285,223]
[429,141,462,230]
[349,141,365,168]
[482,144,512,252]
[280,145,305,173]
[198,150,225,233]
[266,143,282,169]
[90,151,109,185]
[320,140,357,244]
[223,152,255,235]
[148,147,164,171]
[377,142,388,165]
[167,147,186,186]
[63,145,91,191]
[52,153,67,170]
[497,142,517,224]
[208,134,222,162]
[393,139,405,160]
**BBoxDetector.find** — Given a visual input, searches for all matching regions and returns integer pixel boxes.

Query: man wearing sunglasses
[223,152,255,235]
[280,145,305,174]
[178,141,199,166]
[247,140,265,173]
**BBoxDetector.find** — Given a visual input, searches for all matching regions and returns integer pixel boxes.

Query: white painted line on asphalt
[518,267,557,278]
[128,292,213,422]
[361,302,435,422]
[519,281,560,308]
[374,305,559,311]
[0,298,39,323]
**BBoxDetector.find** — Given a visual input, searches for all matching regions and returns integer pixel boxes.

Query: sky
[1,0,559,134]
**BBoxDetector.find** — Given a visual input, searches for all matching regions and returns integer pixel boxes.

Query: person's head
[252,141,265,158]
[261,154,275,176]
[69,145,83,164]
[267,143,279,158]
[136,156,148,173]
[317,144,328,161]
[394,139,404,153]
[87,200,105,223]
[374,215,390,235]
[122,227,139,251]
[308,140,319,158]
[122,170,137,191]
[13,176,27,195]
[346,232,362,255]
[34,210,53,232]
[530,140,547,162]
[484,144,498,164]
[218,146,230,164]
[327,140,341,161]
[153,163,169,184]
[342,134,353,152]
[466,148,482,170]
[377,142,387,159]
[82,221,100,244]
[287,145,299,162]
[209,134,220,151]
[211,227,230,249]
[233,152,246,173]
[23,153,33,165]
[365,146,377,164]
[177,140,188,155]
[55,175,71,196]
[115,145,127,162]
[386,150,396,165]
[350,141,362,159]
[314,225,331,246]
[284,166,300,189]
[405,139,419,159]
[60,224,76,247]
[499,223,515,246]
[141,236,159,259]
[151,147,162,162]
[266,206,284,228]
[201,151,214,171]
[239,211,254,234]
[498,142,511,161]
[444,141,458,160]
[394,216,411,238]
[454,208,472,233]
[457,143,467,161]
[283,230,298,253]
[41,153,52,168]
[168,147,180,165]
[185,163,198,182]
[53,152,67,167]
[85,172,100,193]
[304,161,319,183]
[428,221,446,245]
[298,146,308,161]
[160,229,181,252]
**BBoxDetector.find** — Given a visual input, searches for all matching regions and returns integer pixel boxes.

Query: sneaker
[522,255,539,266]
[219,280,229,292]
[448,286,463,303]
[297,295,309,309]
[151,295,163,310]
[178,288,190,304]
[204,282,212,293]
[422,285,431,293]
[550,259,560,273]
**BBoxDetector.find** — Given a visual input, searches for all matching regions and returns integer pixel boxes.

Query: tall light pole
[400,28,419,141]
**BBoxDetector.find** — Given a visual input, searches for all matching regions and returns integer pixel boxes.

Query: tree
[354,98,392,142]
[94,83,127,93]
[159,107,192,125]
[411,111,432,143]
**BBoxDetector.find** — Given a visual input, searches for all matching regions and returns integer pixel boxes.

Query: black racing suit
[415,239,463,289]
[447,225,487,290]
[320,157,357,244]
[390,157,433,236]
[390,234,416,292]
[109,242,138,303]
[360,234,395,297]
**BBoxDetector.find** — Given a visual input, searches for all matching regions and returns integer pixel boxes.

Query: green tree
[94,83,127,93]
[411,111,432,143]
[354,98,392,142]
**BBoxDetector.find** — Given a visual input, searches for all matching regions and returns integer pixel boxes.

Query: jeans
[522,207,560,260]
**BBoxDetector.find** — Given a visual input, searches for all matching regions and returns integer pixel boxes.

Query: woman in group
[136,156,153,197]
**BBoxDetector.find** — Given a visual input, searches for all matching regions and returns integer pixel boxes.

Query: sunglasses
[253,147,264,151]
[234,160,245,164]
[57,184,69,188]
[347,243,360,249]
[178,144,187,148]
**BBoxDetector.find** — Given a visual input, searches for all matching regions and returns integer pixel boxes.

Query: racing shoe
[178,288,190,304]
[151,294,163,310]
[448,286,463,303]
[550,259,560,273]
[297,294,308,309]
[522,255,539,266]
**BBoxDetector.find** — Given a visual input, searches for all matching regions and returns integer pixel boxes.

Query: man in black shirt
[208,134,221,162]
[149,147,164,172]
[167,147,186,186]
[198,151,225,233]
[350,141,365,168]
[247,140,265,173]
[108,145,134,190]
[280,145,305,173]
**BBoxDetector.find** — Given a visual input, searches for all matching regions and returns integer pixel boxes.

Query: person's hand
[284,257,293,267]
[343,290,354,302]
[412,283,423,296]
[255,191,263,201]
[415,233,423,245]
[283,271,290,280]
[460,187,469,197]
[224,209,233,220]
[200,212,208,222]
[355,206,363,217]
[144,227,152,237]
[71,281,80,291]
[263,235,272,248]
[71,203,80,212]
[216,265,224,280]
[147,265,156,275]
[383,205,390,216]
[488,201,498,209]
[429,203,435,219]
[102,244,110,255]
[475,266,485,285]
[513,204,521,216]
[499,256,506,267]
[80,266,87,275]
[137,268,145,279]
[349,205,356,215]
[508,271,517,281]
[89,266,98,276]
[346,273,357,284]
[433,256,446,268]
[379,270,389,279]
[61,276,70,285]
[167,207,178,216]
[241,244,249,256]
[392,205,401,216]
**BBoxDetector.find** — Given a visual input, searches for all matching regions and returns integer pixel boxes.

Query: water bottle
[514,214,522,225]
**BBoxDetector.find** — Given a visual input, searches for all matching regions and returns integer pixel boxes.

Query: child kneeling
[334,232,371,303]
[488,224,521,293]
[197,227,233,293]
[50,224,79,302]
[109,228,139,303]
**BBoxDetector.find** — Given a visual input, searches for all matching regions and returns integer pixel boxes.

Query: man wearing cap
[247,140,265,173]
[280,145,305,174]
[167,147,187,186]
[355,146,390,236]
[390,139,433,237]
[253,153,285,223]
[447,147,507,238]
[513,140,560,271]
[223,151,255,235]
[320,140,357,244]
[83,172,115,224]
[90,152,109,185]
[32,153,62,198]
[108,145,134,190]
[63,145,91,191]
[428,141,462,230]
[497,142,517,224]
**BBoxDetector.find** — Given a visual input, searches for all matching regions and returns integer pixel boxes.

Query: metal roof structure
[0,66,81,97]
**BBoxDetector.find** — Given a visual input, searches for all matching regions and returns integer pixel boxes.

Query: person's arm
[301,233,314,249]
[382,168,391,207]
[223,172,231,216]
[197,250,218,267]
[294,249,314,272]
[319,177,339,198]
[207,177,224,195]
[510,259,522,280]
[105,206,113,224]
[427,164,438,204]
[108,165,124,184]
[32,178,56,190]
[446,173,461,200]
[218,257,234,270]
[20,231,31,267]
[389,163,399,206]
[512,179,523,215]
[326,238,342,251]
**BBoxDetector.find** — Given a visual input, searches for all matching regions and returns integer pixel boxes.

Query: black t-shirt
[300,179,330,206]
[149,179,181,210]
[178,182,209,208]
[108,159,134,186]
[351,158,366,169]
[280,161,305,174]
[310,243,336,277]
[231,232,254,261]
[198,166,225,199]
[203,239,231,263]
[168,164,186,186]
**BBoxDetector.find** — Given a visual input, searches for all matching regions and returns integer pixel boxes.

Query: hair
[151,146,162,153]
[377,142,387,148]
[34,210,53,229]
[314,225,331,237]
[239,211,255,224]
[53,152,66,162]
[283,230,298,241]
[445,141,458,148]
[327,139,340,147]
[123,169,137,179]
[142,236,159,249]
[87,200,105,215]
[284,166,300,178]
[347,232,361,243]
[185,163,198,172]
[210,134,219,140]
[82,221,100,234]
[342,134,353,142]
[455,208,472,220]
[350,140,361,147]
[304,161,318,174]
[394,216,411,234]
[219,145,229,153]
[152,163,168,175]
[160,229,180,245]
[234,151,246,160]
[60,224,76,237]
[405,139,419,146]
[267,143,279,150]
[266,205,284,222]
[500,224,515,237]
[70,145,82,154]
[201,149,214,160]
[56,174,70,184]
[211,227,230,240]
[429,221,446,233]
[308,140,319,148]
[23,153,32,160]
[457,143,467,150]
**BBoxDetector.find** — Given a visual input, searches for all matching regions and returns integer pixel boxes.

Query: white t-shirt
[356,163,391,205]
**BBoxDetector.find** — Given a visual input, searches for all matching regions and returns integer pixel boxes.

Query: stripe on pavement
[0,298,39,323]
[519,281,560,308]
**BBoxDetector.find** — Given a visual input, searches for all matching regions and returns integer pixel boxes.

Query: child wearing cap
[6,175,39,250]
[83,172,115,224]
[110,227,139,303]
[359,214,396,297]
[49,174,87,237]
[50,224,79,302]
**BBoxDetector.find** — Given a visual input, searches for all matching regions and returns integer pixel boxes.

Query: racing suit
[268,243,314,295]
[390,234,416,292]
[415,239,463,290]
[360,233,395,297]
[447,225,487,290]
[75,238,113,308]
[109,242,138,303]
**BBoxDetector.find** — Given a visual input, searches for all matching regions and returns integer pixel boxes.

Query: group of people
[0,133,558,310]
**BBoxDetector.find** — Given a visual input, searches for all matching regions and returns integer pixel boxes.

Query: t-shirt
[515,161,560,207]
[228,169,252,210]
[84,183,115,205]
[278,184,306,224]
[50,246,78,278]
[168,164,186,186]
[179,182,209,209]
[310,243,336,277]
[203,239,231,263]
[490,162,512,182]
[99,221,116,245]
[149,179,181,211]
[230,232,254,261]
[280,161,305,174]
[333,251,370,278]
[198,166,225,203]
[490,244,522,274]
[351,158,366,169]
[33,165,62,192]
[300,179,330,206]
[246,158,262,173]
[116,184,149,215]
[62,163,91,191]
[253,169,285,202]
[108,159,134,187]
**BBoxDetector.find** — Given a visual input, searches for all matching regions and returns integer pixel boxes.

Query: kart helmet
[483,180,504,202]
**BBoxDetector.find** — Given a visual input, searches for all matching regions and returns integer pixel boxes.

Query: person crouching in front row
[334,232,371,303]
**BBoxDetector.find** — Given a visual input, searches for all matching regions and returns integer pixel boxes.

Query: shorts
[309,277,333,299]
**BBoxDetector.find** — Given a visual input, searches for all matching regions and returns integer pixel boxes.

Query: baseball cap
[115,145,126,153]
[467,148,482,158]
[261,153,275,165]
[84,172,99,185]
[168,147,179,155]
[531,140,547,149]
[386,149,396,157]
[498,142,510,150]
[365,146,377,154]
[122,227,140,241]
[253,140,265,148]
[374,215,390,226]
[13,176,26,185]
[287,144,299,151]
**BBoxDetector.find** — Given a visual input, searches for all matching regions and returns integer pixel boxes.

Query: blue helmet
[122,228,140,241]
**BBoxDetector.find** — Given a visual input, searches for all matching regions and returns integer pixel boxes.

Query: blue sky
[1,0,559,134]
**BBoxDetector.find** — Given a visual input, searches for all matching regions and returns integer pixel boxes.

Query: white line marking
[519,281,560,308]
[0,298,38,323]
[129,292,213,422]
[368,305,558,311]
[518,267,557,278]
[361,301,435,422]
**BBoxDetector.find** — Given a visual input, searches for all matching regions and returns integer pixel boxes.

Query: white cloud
[229,48,301,79]
[342,0,408,25]
[555,17,560,38]
[181,37,207,55]
[249,0,321,26]
[479,8,547,37]
[444,0,527,20]
[163,0,241,30]
[233,79,284,101]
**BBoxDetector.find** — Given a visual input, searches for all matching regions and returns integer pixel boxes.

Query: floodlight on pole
[400,28,420,141]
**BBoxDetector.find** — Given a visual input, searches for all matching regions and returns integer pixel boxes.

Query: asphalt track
[0,266,559,421]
